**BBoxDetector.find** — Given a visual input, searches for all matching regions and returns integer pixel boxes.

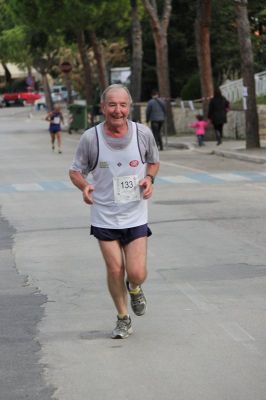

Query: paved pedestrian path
[1,170,266,194]
[167,135,266,164]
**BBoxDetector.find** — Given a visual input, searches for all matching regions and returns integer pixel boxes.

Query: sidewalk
[4,106,266,164]
[167,135,266,164]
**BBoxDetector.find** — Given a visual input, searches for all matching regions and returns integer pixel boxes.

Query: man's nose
[114,104,122,112]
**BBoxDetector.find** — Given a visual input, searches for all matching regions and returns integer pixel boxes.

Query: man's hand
[139,176,153,199]
[69,170,94,204]
[83,184,94,204]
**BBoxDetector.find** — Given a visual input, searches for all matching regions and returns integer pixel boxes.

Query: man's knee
[106,262,125,277]
[127,268,147,285]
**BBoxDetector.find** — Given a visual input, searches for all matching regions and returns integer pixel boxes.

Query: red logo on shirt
[129,160,139,167]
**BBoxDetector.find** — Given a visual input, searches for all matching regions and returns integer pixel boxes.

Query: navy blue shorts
[90,224,152,246]
[49,123,61,133]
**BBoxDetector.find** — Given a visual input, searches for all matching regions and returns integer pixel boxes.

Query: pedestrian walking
[69,84,160,339]
[190,114,208,147]
[46,103,64,153]
[208,88,230,145]
[146,89,166,151]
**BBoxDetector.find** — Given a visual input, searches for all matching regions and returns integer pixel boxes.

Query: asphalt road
[1,107,266,400]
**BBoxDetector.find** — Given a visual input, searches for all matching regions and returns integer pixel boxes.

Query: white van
[52,85,78,101]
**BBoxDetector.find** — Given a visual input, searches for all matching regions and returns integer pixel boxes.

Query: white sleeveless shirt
[90,123,148,229]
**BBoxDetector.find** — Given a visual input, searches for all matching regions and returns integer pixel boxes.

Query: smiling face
[101,88,130,134]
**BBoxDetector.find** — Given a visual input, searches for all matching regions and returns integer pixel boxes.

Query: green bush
[180,73,201,100]
[1,79,28,93]
[256,96,266,105]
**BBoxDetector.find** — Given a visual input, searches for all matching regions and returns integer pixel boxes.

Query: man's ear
[100,102,105,115]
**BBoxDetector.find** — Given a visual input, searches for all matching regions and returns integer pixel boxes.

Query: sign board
[242,86,248,97]
[110,67,131,86]
[60,62,72,74]
[26,76,35,87]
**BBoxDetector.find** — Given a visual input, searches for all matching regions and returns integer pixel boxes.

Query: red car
[3,90,41,106]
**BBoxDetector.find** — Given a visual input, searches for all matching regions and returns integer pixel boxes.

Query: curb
[167,142,195,150]
[212,149,266,164]
[167,141,266,164]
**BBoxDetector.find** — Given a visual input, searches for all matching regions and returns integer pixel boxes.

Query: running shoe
[126,281,147,316]
[111,315,133,339]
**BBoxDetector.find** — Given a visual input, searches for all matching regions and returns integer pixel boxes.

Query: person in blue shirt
[146,89,166,151]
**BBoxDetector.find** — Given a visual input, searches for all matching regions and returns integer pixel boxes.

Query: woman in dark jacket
[208,88,230,145]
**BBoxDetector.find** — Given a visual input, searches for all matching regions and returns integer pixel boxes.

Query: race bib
[113,175,140,203]
[53,116,60,124]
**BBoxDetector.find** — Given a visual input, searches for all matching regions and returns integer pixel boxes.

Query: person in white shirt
[69,84,160,339]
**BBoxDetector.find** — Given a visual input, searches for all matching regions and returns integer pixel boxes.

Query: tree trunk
[42,73,53,112]
[234,0,260,149]
[130,0,143,122]
[2,63,12,84]
[33,58,53,111]
[90,31,108,92]
[195,0,213,118]
[65,74,73,105]
[77,30,93,106]
[142,0,176,134]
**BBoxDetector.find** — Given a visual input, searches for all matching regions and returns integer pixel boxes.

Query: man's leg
[157,121,164,150]
[123,236,148,288]
[151,121,160,148]
[123,237,148,316]
[99,240,133,339]
[98,240,128,316]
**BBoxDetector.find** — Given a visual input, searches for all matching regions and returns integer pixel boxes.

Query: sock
[128,285,141,295]
[118,314,129,320]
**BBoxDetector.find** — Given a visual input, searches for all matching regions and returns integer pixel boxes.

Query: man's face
[101,88,130,130]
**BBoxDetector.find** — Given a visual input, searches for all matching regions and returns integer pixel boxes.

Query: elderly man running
[69,84,160,339]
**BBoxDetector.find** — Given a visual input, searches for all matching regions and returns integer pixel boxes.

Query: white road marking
[175,282,218,312]
[162,176,200,184]
[160,160,207,173]
[211,173,251,181]
[219,321,255,342]
[12,183,45,192]
[172,281,259,353]
[62,181,76,189]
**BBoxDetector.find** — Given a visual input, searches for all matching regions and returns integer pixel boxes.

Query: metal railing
[220,71,266,103]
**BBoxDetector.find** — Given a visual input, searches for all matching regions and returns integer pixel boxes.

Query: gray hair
[101,84,132,105]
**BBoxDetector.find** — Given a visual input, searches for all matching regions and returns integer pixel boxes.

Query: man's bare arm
[139,162,160,199]
[69,170,94,204]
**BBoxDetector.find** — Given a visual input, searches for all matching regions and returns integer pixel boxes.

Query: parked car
[3,90,41,106]
[52,85,78,101]
[0,95,4,108]
[34,92,63,110]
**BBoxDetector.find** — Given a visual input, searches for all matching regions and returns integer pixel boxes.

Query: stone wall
[138,103,266,140]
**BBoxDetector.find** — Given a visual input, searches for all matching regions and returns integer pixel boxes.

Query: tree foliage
[0,0,266,102]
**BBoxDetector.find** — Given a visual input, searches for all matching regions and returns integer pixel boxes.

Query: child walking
[46,103,64,153]
[190,114,208,147]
